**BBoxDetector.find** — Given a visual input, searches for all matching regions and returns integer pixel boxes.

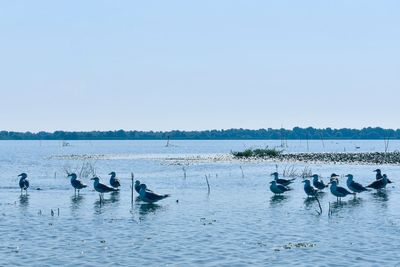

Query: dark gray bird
[138,184,170,203]
[374,169,392,183]
[68,173,87,195]
[18,173,29,195]
[135,180,141,194]
[367,174,389,190]
[271,172,295,186]
[108,171,121,189]
[345,174,368,194]
[329,179,355,202]
[330,173,340,183]
[269,180,291,195]
[135,180,153,194]
[91,177,119,201]
[312,174,328,190]
[302,179,318,198]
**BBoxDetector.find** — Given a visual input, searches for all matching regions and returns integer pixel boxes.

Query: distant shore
[1,127,400,140]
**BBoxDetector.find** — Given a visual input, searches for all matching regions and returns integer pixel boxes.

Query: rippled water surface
[1,140,400,266]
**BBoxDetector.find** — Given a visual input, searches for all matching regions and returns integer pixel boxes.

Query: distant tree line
[0,127,399,140]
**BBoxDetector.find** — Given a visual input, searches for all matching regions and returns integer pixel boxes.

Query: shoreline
[49,151,400,165]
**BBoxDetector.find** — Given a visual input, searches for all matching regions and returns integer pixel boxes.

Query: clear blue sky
[1,1,399,132]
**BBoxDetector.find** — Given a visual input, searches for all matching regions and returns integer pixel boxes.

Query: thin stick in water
[240,166,244,178]
[131,172,134,204]
[205,174,210,195]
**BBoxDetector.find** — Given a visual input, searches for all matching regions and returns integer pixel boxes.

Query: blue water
[0,140,399,266]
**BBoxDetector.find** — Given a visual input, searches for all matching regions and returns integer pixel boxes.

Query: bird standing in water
[374,169,392,183]
[271,172,295,186]
[91,177,119,202]
[312,174,328,190]
[138,184,170,203]
[345,174,368,196]
[18,173,29,195]
[269,180,291,195]
[367,174,389,190]
[329,179,355,203]
[108,171,121,189]
[68,173,87,196]
[302,179,318,198]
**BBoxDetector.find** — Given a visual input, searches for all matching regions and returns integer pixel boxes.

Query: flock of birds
[269,169,392,202]
[16,168,391,205]
[17,171,170,203]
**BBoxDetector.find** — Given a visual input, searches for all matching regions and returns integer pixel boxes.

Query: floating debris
[274,242,316,251]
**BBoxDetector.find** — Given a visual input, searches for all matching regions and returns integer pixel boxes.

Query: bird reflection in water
[109,191,120,203]
[19,195,29,210]
[138,203,162,216]
[270,195,288,205]
[70,195,84,211]
[372,190,389,202]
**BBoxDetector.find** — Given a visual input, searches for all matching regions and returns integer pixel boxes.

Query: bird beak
[90,178,95,180]
[269,181,273,184]
[108,172,112,175]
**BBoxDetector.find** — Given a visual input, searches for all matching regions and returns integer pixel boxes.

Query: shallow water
[1,140,400,266]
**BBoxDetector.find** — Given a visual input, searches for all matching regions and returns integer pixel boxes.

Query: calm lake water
[0,140,400,266]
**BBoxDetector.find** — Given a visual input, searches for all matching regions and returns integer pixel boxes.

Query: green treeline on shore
[0,127,399,140]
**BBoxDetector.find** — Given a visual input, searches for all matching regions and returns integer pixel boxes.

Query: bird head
[270,172,278,179]
[330,173,339,181]
[311,174,319,180]
[108,171,116,177]
[68,173,77,179]
[90,177,100,181]
[345,174,353,179]
[18,173,27,179]
[140,184,147,190]
[373,169,381,173]
[329,179,338,185]
[302,179,310,184]
[135,180,141,186]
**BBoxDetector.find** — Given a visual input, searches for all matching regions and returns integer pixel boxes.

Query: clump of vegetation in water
[231,147,283,158]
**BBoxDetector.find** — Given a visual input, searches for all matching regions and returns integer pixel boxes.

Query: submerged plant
[231,147,283,158]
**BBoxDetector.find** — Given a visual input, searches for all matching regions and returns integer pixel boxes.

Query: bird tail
[164,194,171,198]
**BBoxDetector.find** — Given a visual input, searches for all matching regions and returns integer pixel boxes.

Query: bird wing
[351,181,366,191]
[314,180,326,189]
[21,179,29,189]
[145,191,170,201]
[337,186,352,195]
[367,180,381,188]
[277,184,289,191]
[97,183,116,191]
